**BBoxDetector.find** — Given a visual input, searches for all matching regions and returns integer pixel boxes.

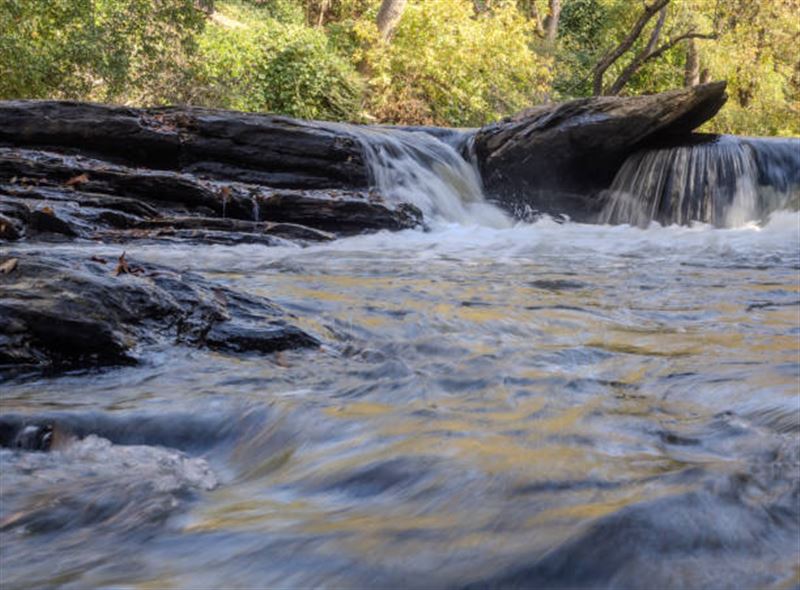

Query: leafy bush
[194,2,363,120]
[355,0,552,126]
[0,0,203,103]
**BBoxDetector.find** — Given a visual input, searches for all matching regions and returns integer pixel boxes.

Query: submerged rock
[0,252,319,378]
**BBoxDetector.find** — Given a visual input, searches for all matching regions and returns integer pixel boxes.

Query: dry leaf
[90,255,108,264]
[115,252,130,276]
[65,173,89,187]
[0,258,18,274]
[114,252,143,276]
[40,206,54,216]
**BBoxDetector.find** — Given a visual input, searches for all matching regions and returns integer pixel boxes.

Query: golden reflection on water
[3,233,799,589]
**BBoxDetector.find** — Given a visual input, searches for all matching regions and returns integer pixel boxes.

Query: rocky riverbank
[0,83,729,380]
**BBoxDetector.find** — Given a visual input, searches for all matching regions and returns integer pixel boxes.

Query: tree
[683,37,699,86]
[591,0,716,95]
[0,0,204,103]
[543,0,561,43]
[376,0,407,40]
[518,0,561,43]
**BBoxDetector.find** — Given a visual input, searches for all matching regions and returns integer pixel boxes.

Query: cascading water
[599,135,800,227]
[342,126,512,228]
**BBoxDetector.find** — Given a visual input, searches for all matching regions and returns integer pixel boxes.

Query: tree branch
[528,1,544,37]
[605,7,667,95]
[606,30,717,95]
[647,31,717,63]
[592,0,672,95]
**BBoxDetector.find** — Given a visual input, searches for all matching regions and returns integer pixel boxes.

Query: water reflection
[1,214,799,589]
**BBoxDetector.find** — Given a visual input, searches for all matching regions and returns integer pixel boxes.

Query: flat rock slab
[0,101,369,189]
[0,148,421,242]
[0,252,319,379]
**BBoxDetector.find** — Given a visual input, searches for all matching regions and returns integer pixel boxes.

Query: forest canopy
[1,0,797,134]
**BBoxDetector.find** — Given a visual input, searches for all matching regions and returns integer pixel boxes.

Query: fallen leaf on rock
[40,206,54,216]
[65,173,89,187]
[115,251,130,276]
[90,255,108,264]
[114,252,144,276]
[0,258,18,274]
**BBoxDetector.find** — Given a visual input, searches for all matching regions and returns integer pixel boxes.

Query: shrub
[194,2,364,120]
[356,0,552,126]
[0,0,204,103]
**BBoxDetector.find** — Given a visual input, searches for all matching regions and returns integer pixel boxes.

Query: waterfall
[599,136,800,227]
[343,126,512,228]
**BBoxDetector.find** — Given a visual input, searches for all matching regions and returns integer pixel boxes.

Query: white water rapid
[342,126,512,228]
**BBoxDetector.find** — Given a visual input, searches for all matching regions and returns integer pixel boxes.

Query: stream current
[1,129,799,589]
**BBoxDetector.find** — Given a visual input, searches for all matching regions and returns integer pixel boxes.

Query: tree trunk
[526,0,545,36]
[606,6,668,95]
[684,38,700,86]
[544,0,561,44]
[376,0,407,41]
[316,0,330,27]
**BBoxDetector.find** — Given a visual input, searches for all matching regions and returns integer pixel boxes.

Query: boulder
[473,82,728,220]
[0,251,319,378]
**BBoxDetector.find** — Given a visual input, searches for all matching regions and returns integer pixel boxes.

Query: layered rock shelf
[0,83,729,377]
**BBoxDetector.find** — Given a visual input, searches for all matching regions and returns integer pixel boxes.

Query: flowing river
[1,129,799,589]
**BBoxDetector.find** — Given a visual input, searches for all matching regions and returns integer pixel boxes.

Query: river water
[2,210,799,589]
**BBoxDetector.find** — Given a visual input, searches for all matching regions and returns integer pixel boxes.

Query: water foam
[342,125,512,228]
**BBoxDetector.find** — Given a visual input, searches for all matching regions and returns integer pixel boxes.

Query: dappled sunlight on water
[2,212,799,589]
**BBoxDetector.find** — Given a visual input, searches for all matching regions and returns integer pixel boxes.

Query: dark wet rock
[0,212,23,240]
[0,100,368,189]
[205,322,316,354]
[0,252,319,378]
[0,420,54,451]
[256,190,423,234]
[0,148,420,241]
[474,82,728,220]
[28,207,79,236]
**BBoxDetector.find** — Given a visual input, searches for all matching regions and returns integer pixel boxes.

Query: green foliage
[359,0,552,126]
[550,0,799,136]
[194,2,363,120]
[0,0,204,103]
[700,0,800,136]
[1,0,796,135]
[553,0,608,97]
